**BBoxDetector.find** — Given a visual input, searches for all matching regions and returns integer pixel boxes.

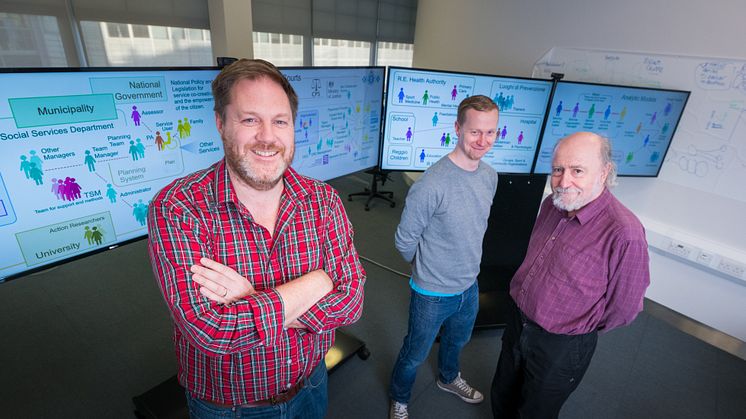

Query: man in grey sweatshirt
[389,95,499,419]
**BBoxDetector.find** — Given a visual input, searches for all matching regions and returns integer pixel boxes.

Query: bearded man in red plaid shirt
[147,59,365,419]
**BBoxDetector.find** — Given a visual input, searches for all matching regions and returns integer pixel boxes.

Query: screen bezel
[0,65,386,283]
[380,65,553,175]
[279,65,386,181]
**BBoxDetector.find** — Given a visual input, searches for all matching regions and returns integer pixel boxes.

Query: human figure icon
[588,103,596,119]
[129,140,140,161]
[643,135,650,147]
[29,163,43,185]
[155,131,165,150]
[177,119,185,138]
[620,106,628,121]
[84,226,94,245]
[406,127,412,142]
[440,133,446,146]
[65,177,81,200]
[133,199,148,226]
[91,226,104,245]
[517,131,524,145]
[445,133,451,147]
[165,131,173,146]
[50,178,60,199]
[106,184,117,203]
[501,125,507,140]
[56,179,66,200]
[183,118,192,137]
[20,155,31,179]
[135,138,146,159]
[651,151,660,162]
[635,122,642,134]
[419,149,426,163]
[662,122,670,135]
[555,100,563,117]
[131,105,141,126]
[29,150,43,173]
[572,102,579,118]
[664,102,672,116]
[398,87,405,103]
[626,151,634,163]
[84,150,96,172]
[422,90,429,105]
[432,112,439,127]
[451,85,458,100]
[604,105,611,120]
[650,112,657,125]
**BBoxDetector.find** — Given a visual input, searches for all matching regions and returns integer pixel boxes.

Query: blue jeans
[389,281,479,403]
[185,360,328,419]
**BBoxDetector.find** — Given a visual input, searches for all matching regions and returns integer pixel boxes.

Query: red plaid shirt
[147,160,365,404]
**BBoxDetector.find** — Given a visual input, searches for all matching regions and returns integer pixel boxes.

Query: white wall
[412,0,746,341]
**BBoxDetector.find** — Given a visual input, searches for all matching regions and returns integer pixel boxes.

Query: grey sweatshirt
[395,155,497,294]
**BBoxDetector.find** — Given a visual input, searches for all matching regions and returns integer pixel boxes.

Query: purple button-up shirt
[510,188,650,335]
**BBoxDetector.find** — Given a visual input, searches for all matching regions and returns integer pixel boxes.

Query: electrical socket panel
[667,240,695,259]
[695,250,714,266]
[716,257,746,280]
[651,233,746,284]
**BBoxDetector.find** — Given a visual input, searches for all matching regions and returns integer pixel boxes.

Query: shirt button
[287,359,292,365]
[287,383,292,389]
[551,236,556,240]
[520,289,525,293]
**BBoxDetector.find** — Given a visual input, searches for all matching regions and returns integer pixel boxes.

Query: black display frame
[379,65,554,175]
[0,65,386,283]
[531,79,691,177]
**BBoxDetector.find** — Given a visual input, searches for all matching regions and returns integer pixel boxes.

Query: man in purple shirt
[490,132,650,419]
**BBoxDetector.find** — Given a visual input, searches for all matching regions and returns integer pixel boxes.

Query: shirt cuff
[296,301,329,333]
[248,289,285,345]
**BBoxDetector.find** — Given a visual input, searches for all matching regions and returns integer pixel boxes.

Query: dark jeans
[185,360,328,419]
[490,300,598,419]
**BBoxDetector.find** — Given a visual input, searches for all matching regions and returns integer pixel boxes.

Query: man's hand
[190,257,255,305]
[286,319,308,329]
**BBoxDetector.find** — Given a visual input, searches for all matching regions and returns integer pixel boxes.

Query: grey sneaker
[389,400,409,419]
[436,373,484,404]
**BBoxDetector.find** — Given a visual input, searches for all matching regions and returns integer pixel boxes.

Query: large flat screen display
[533,81,689,176]
[380,67,552,173]
[281,66,384,180]
[0,66,384,282]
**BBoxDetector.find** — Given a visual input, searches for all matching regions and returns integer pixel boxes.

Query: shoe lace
[392,402,408,418]
[452,376,474,396]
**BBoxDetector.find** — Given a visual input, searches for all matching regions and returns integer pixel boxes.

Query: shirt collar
[573,187,611,225]
[212,159,311,207]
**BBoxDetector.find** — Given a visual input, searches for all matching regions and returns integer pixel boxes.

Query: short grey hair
[599,136,617,188]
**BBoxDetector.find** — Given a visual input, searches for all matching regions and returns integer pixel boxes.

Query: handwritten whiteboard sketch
[533,47,746,202]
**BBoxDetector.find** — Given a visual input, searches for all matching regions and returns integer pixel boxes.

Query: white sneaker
[389,400,409,419]
[436,373,484,404]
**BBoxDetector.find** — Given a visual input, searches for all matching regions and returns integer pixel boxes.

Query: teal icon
[84,150,96,172]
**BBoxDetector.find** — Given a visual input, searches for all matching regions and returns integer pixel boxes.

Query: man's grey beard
[552,187,584,212]
[552,182,603,212]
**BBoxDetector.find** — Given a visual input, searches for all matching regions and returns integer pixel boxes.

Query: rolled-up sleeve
[297,191,366,333]
[147,197,286,355]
